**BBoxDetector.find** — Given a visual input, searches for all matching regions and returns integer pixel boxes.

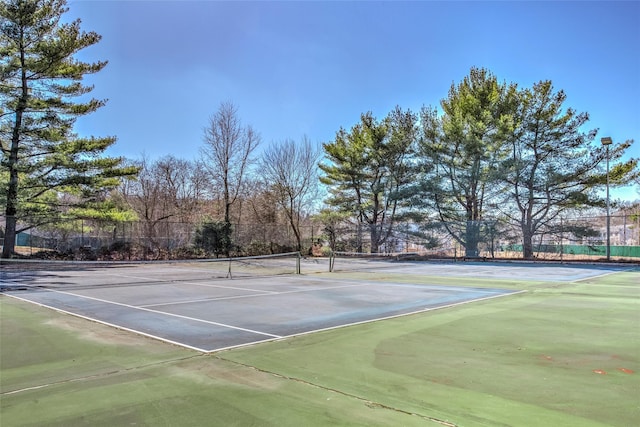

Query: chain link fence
[322,214,640,261]
[0,217,325,260]
[1,213,639,261]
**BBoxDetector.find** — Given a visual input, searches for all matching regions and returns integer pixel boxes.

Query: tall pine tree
[501,81,638,259]
[320,108,417,253]
[0,0,136,257]
[419,67,518,257]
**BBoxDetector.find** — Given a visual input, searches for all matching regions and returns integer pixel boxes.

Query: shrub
[194,221,232,257]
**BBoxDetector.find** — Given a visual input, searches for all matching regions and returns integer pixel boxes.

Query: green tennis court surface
[1,261,638,426]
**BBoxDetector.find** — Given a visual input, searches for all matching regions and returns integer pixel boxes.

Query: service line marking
[139,282,371,308]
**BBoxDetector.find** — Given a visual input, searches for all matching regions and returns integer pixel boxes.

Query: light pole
[601,137,612,261]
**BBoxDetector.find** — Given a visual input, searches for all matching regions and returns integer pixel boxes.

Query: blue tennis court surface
[329,259,629,281]
[2,260,629,352]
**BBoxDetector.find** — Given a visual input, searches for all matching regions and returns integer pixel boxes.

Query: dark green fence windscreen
[506,244,640,258]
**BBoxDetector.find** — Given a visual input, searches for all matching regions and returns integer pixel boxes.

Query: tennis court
[2,257,638,426]
[0,256,625,353]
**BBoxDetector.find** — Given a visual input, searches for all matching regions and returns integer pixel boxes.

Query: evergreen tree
[194,220,232,258]
[502,81,638,259]
[320,108,417,253]
[419,67,518,257]
[0,0,136,257]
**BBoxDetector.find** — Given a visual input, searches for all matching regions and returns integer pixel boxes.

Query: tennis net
[0,252,302,292]
[328,251,423,273]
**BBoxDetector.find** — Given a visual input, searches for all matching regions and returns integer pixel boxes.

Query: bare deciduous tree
[124,155,205,253]
[261,136,321,251]
[201,102,261,226]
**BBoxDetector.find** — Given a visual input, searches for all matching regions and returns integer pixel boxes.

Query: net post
[296,251,301,274]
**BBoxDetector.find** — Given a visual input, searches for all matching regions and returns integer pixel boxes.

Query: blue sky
[68,0,639,199]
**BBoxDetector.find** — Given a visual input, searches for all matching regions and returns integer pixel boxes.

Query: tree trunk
[291,224,302,252]
[224,196,231,256]
[284,210,302,252]
[522,227,535,259]
[2,216,17,259]
[464,220,480,257]
[3,155,19,258]
[369,223,380,254]
[2,49,29,259]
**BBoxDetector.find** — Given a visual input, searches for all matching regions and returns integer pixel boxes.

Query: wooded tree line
[2,0,638,259]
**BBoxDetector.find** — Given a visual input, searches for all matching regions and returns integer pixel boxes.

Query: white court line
[105,272,280,294]
[140,282,371,308]
[138,291,279,308]
[3,292,211,353]
[139,277,505,310]
[572,269,636,283]
[9,284,282,339]
[207,289,528,354]
[577,284,639,288]
[3,280,525,354]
